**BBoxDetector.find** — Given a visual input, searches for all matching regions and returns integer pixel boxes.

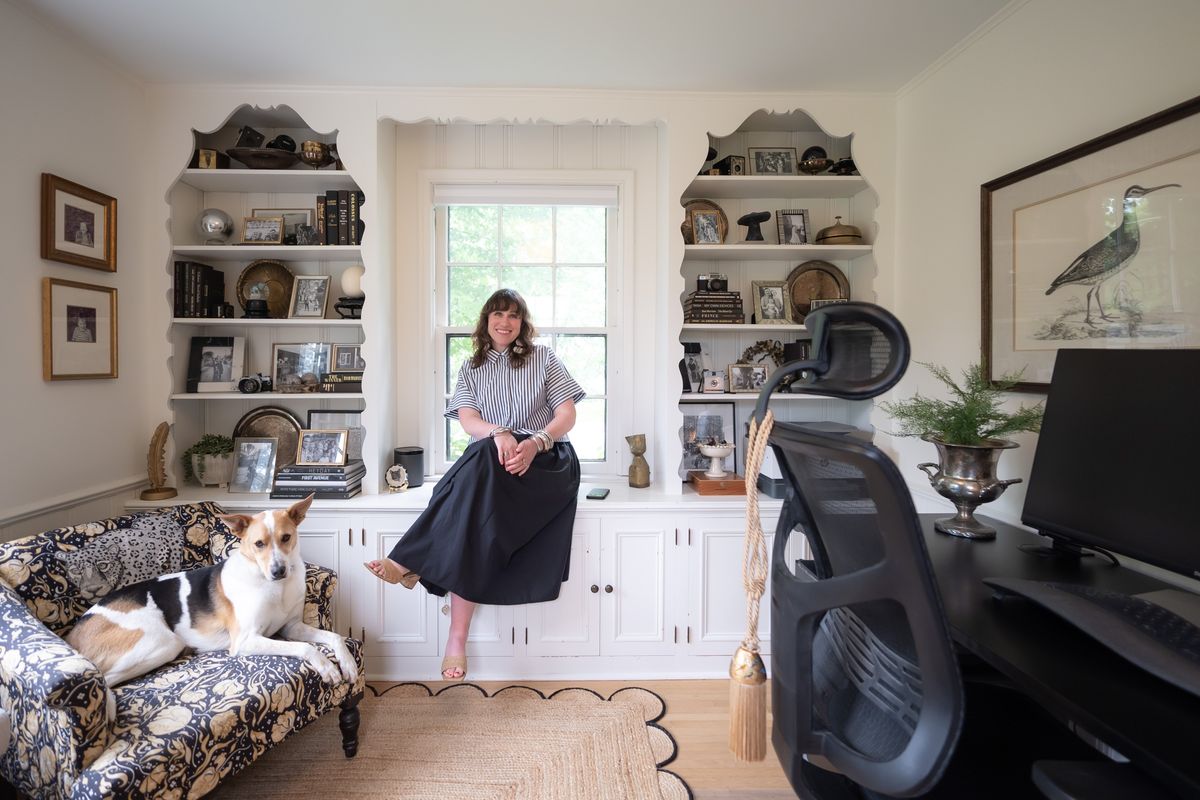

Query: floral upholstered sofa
[0,501,364,799]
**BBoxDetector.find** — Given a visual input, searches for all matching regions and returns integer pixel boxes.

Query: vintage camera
[237,373,273,394]
[707,273,729,292]
[712,155,746,176]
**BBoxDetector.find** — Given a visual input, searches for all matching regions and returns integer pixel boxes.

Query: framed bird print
[982,94,1200,392]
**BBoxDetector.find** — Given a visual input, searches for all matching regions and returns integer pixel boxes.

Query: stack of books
[315,190,366,246]
[270,459,365,500]
[319,371,364,393]
[173,261,226,318]
[683,290,744,323]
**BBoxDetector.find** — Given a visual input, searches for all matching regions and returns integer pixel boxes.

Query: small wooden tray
[688,470,747,496]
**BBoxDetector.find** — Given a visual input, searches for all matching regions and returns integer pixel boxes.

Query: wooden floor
[462,678,795,799]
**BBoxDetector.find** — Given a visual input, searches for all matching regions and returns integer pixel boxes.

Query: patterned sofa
[0,502,364,799]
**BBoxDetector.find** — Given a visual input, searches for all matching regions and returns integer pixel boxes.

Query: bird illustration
[1045,183,1180,324]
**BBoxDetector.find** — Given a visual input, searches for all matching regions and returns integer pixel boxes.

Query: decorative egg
[340,264,365,298]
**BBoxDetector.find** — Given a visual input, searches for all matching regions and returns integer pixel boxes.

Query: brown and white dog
[66,495,357,688]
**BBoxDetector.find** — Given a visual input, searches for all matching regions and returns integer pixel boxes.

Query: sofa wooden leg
[339,692,362,758]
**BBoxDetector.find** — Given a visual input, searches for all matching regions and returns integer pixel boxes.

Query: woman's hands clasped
[494,432,538,476]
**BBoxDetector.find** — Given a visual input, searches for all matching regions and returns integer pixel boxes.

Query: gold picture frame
[42,277,117,380]
[41,174,117,272]
[296,429,349,466]
[241,216,284,245]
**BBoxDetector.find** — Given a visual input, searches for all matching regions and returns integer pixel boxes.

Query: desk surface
[922,514,1200,796]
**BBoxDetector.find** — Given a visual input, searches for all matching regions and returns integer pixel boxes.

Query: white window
[430,179,624,474]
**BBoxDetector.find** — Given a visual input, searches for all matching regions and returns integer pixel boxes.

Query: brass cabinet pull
[590,584,599,593]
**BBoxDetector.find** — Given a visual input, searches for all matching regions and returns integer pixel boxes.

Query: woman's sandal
[440,654,467,682]
[363,559,421,589]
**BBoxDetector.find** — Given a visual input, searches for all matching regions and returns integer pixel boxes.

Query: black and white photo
[332,343,366,371]
[296,429,349,466]
[272,342,331,391]
[186,336,245,392]
[747,147,798,176]
[229,437,277,493]
[252,207,314,246]
[241,216,284,245]
[67,305,96,343]
[42,278,117,380]
[678,403,735,477]
[690,209,722,244]
[727,363,768,393]
[308,410,364,461]
[752,280,791,324]
[776,208,810,244]
[681,343,707,388]
[288,275,331,319]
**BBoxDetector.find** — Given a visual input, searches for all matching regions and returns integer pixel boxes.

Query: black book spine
[337,190,349,245]
[325,190,339,245]
[316,195,326,244]
[173,262,185,317]
[348,191,359,246]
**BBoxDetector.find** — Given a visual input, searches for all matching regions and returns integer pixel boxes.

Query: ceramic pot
[192,452,235,487]
[917,436,1022,539]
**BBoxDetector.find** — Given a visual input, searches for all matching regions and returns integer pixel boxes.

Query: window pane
[448,266,498,326]
[446,420,470,462]
[556,207,607,264]
[501,206,553,263]
[500,266,553,325]
[554,334,606,396]
[448,206,498,263]
[571,399,606,461]
[447,335,473,393]
[555,267,606,326]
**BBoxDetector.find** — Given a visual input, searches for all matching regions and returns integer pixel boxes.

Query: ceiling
[14,0,1010,92]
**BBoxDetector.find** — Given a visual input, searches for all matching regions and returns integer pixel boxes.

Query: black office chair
[749,303,965,798]
[757,303,1110,799]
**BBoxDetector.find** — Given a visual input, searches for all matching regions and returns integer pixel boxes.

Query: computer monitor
[1021,348,1200,580]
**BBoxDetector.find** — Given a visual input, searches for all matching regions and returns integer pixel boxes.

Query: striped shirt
[445,344,586,441]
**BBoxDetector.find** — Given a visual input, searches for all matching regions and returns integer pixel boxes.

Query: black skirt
[388,436,581,605]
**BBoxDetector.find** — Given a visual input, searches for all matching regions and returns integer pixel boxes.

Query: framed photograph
[982,94,1200,391]
[288,275,331,319]
[41,278,117,380]
[296,429,349,466]
[752,280,792,324]
[700,370,727,393]
[690,209,723,245]
[41,174,117,272]
[332,343,366,372]
[679,402,736,478]
[272,342,331,391]
[308,409,364,461]
[229,437,278,493]
[776,209,811,244]
[252,207,314,246]
[186,336,245,393]
[241,216,284,245]
[747,147,798,176]
[681,343,708,390]
[727,363,769,393]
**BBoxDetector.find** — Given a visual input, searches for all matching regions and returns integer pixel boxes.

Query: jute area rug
[213,683,692,799]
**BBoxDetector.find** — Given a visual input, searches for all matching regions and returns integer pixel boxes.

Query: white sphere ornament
[196,208,233,245]
[341,264,365,298]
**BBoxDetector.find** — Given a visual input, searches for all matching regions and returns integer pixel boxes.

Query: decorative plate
[680,199,728,245]
[233,406,304,468]
[784,261,850,323]
[236,259,295,319]
[228,147,300,170]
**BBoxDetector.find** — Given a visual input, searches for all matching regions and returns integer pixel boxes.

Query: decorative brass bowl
[299,140,333,169]
[799,157,832,175]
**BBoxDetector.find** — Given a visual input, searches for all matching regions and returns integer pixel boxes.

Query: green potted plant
[880,362,1044,540]
[180,433,235,487]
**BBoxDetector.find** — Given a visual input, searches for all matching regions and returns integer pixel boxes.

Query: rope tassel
[730,411,774,761]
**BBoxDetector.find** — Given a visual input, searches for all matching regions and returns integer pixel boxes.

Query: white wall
[0,1,150,539]
[892,0,1200,522]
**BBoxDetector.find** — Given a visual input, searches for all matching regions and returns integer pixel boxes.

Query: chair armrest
[304,563,338,631]
[0,585,111,797]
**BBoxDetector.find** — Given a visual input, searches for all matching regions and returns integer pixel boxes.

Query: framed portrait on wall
[41,278,117,380]
[41,174,117,272]
[982,94,1200,391]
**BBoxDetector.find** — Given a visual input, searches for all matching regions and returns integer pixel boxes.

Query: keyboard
[983,577,1200,699]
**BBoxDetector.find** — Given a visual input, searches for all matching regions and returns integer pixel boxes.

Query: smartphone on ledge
[586,487,610,500]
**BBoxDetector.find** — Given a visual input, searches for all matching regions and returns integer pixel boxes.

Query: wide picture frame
[678,401,736,479]
[982,94,1200,392]
[41,278,117,380]
[41,173,117,272]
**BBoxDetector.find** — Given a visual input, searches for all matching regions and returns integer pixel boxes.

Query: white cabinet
[296,511,359,636]
[525,519,600,656]
[684,514,776,656]
[598,516,682,656]
[357,513,441,658]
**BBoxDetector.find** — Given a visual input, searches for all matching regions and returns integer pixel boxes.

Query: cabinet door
[436,597,516,658]
[359,515,441,658]
[525,518,600,657]
[297,512,355,636]
[687,514,776,656]
[599,516,678,656]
